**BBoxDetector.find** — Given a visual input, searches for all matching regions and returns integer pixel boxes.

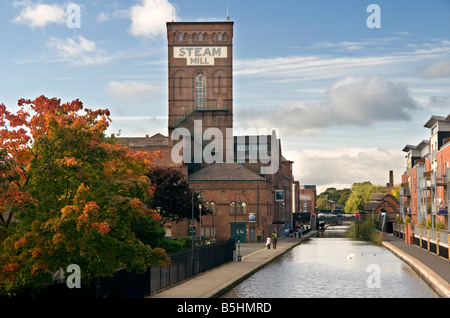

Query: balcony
[420,177,431,190]
[399,186,411,197]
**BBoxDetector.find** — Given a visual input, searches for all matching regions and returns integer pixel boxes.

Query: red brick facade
[118,21,301,242]
[401,114,450,230]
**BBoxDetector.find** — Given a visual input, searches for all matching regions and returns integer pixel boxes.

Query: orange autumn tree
[0,96,169,295]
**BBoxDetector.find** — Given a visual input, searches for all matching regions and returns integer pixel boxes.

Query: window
[204,201,215,214]
[201,226,215,238]
[178,33,183,41]
[237,144,246,152]
[231,201,246,214]
[178,75,183,95]
[217,32,222,41]
[195,73,206,109]
[198,33,203,41]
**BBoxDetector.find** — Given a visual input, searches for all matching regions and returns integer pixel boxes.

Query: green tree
[317,187,351,210]
[344,181,384,213]
[391,183,401,200]
[0,96,169,295]
[146,167,208,226]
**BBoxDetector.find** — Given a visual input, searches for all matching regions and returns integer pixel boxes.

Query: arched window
[178,75,183,95]
[178,33,183,41]
[195,73,206,109]
[217,32,223,41]
[230,201,235,214]
[231,201,246,214]
[198,33,203,41]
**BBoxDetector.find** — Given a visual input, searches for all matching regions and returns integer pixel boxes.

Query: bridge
[293,211,363,230]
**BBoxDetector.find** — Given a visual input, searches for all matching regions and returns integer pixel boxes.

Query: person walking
[272,234,277,249]
[266,237,271,249]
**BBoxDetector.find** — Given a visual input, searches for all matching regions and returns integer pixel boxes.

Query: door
[249,226,255,242]
[230,223,246,243]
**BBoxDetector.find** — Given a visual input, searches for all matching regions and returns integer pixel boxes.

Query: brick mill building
[118,21,301,243]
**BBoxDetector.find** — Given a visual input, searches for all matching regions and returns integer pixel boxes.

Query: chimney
[388,170,393,187]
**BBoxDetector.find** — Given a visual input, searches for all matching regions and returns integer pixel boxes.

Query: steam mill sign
[174,47,228,66]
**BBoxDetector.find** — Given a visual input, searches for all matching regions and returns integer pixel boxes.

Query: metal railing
[19,239,236,298]
[148,239,235,295]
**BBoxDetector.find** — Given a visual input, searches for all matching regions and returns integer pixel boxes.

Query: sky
[1,0,450,194]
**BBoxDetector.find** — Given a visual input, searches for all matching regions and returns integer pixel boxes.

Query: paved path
[149,232,315,298]
[149,231,450,298]
[382,234,450,298]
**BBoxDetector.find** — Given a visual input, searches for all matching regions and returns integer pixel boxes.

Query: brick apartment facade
[401,114,450,230]
[118,21,303,243]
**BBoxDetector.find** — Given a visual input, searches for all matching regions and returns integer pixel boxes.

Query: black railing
[149,239,235,295]
[11,239,236,298]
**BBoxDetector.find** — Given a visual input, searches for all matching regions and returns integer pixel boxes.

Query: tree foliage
[317,187,351,210]
[391,183,401,200]
[146,167,211,225]
[0,96,169,295]
[344,181,384,213]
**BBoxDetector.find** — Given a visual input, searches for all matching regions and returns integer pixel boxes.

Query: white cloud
[419,59,450,79]
[106,81,161,103]
[129,0,177,39]
[238,76,419,136]
[13,1,66,28]
[47,36,113,65]
[97,9,129,23]
[285,147,404,194]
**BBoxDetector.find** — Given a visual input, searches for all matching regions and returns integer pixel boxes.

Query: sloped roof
[117,133,169,147]
[424,114,450,128]
[188,163,265,181]
[364,202,380,211]
[370,193,387,201]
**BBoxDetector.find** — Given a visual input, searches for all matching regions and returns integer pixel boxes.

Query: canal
[222,225,440,298]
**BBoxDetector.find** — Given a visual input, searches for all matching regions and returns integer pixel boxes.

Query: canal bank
[149,229,450,298]
[149,231,317,298]
[382,234,450,298]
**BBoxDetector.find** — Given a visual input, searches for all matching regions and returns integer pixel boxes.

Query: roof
[364,202,380,211]
[117,133,169,148]
[424,114,450,128]
[370,193,386,201]
[188,163,265,181]
[365,193,400,212]
[402,140,429,152]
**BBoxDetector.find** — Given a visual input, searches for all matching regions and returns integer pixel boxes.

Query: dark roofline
[424,114,450,128]
[167,21,233,26]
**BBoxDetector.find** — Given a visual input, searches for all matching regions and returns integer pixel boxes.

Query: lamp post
[234,193,242,261]
[191,186,202,278]
[156,207,162,246]
[199,202,202,245]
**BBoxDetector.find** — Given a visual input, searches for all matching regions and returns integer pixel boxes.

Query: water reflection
[222,225,439,298]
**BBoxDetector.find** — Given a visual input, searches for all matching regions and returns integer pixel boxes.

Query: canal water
[222,225,439,298]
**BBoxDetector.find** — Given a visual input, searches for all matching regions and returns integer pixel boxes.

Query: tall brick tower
[166,21,234,166]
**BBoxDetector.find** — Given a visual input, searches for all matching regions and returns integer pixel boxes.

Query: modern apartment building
[401,114,450,230]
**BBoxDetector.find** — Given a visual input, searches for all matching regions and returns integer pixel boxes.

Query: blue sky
[1,0,450,193]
